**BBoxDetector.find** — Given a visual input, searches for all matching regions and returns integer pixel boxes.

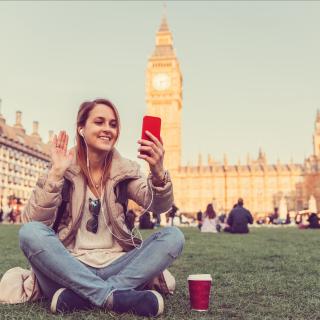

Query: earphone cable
[82,133,155,249]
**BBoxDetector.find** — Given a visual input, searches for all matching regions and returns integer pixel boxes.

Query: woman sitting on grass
[201,204,219,233]
[18,98,185,317]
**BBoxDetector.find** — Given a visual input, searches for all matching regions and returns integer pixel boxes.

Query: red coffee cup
[188,274,212,311]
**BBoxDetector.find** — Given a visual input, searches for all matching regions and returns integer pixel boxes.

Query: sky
[0,1,320,166]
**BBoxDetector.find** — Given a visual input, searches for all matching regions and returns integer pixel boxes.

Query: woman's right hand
[49,130,75,180]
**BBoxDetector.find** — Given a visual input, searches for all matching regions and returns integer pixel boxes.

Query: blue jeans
[19,221,184,307]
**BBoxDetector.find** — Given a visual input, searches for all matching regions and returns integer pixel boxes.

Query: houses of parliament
[145,15,320,216]
[1,15,319,217]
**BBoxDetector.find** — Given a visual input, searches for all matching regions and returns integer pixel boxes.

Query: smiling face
[80,104,119,154]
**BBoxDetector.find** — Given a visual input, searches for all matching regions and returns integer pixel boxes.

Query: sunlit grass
[0,224,319,319]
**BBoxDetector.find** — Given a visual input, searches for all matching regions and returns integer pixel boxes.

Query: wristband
[152,170,169,187]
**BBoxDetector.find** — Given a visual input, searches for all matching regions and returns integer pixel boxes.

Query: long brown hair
[76,98,121,187]
[205,204,216,219]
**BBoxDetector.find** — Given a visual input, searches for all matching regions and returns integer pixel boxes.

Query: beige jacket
[0,149,175,304]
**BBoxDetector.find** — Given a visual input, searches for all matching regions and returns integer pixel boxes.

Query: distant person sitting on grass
[201,204,219,233]
[295,212,310,229]
[224,198,253,234]
[307,213,320,229]
[268,207,279,224]
[0,98,184,317]
[285,213,291,224]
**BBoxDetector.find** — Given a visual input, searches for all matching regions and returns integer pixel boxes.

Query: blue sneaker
[111,289,164,317]
[50,288,93,313]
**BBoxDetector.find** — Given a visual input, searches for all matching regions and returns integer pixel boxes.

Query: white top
[201,217,218,233]
[69,187,125,268]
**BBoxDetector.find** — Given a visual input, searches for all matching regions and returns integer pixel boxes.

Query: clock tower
[145,14,183,173]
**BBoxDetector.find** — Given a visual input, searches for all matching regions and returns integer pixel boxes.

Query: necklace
[92,177,102,189]
[88,157,107,198]
[91,171,104,191]
[91,165,104,189]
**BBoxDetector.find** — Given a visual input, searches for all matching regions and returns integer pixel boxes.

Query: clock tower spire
[145,11,183,173]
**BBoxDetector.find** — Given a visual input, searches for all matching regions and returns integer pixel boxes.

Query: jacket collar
[109,149,140,183]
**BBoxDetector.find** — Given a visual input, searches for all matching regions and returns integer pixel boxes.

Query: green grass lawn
[0,225,319,320]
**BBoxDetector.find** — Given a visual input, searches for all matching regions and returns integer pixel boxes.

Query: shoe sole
[148,290,164,317]
[50,288,66,313]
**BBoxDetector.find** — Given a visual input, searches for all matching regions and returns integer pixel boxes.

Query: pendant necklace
[89,157,107,195]
[93,176,102,189]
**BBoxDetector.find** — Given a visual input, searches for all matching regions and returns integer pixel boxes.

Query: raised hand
[137,130,166,186]
[49,130,74,179]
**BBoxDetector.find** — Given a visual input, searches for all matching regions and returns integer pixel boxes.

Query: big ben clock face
[152,73,171,91]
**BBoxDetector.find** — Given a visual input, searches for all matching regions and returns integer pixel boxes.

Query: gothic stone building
[146,16,319,217]
[0,102,51,203]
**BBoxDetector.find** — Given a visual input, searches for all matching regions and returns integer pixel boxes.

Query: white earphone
[79,129,89,167]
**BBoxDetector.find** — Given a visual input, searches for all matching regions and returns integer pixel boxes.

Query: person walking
[168,204,178,226]
[139,211,155,229]
[196,210,203,230]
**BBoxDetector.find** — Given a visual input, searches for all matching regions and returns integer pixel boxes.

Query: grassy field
[0,224,319,320]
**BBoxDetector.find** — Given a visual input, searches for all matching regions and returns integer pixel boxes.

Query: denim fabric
[19,221,184,307]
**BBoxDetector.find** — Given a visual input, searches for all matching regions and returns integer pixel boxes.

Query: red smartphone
[141,116,161,142]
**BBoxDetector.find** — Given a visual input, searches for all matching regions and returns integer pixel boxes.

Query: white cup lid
[188,274,212,281]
